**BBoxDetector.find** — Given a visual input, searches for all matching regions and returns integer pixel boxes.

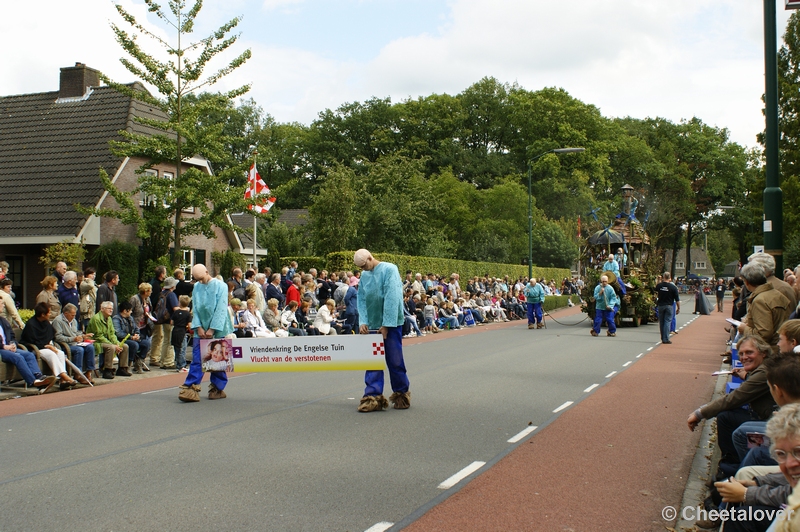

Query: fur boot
[178,384,201,403]
[389,391,411,410]
[208,383,227,400]
[133,359,143,374]
[357,394,388,412]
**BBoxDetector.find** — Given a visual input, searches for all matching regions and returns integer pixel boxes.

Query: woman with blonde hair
[36,275,61,321]
[313,299,338,335]
[263,298,289,337]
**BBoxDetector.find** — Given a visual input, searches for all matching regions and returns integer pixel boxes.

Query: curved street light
[527,147,585,279]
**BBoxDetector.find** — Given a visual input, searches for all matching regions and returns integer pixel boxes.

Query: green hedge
[543,294,581,311]
[90,241,140,301]
[285,252,570,281]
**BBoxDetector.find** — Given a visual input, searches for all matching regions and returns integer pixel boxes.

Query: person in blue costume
[354,249,410,412]
[178,264,233,403]
[523,278,546,329]
[591,275,619,337]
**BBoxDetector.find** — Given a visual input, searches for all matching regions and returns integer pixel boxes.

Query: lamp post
[527,147,585,279]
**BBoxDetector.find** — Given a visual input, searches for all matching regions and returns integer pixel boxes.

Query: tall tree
[89,0,252,267]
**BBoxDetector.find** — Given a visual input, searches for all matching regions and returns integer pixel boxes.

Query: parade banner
[197,335,387,372]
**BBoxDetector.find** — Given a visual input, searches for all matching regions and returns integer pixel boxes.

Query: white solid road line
[605,371,617,378]
[438,461,486,489]
[141,387,178,395]
[508,425,538,443]
[584,383,599,393]
[26,403,86,415]
[552,401,573,413]
[364,522,394,532]
[622,361,632,367]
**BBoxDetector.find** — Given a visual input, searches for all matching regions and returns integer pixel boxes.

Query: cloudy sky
[1,1,794,148]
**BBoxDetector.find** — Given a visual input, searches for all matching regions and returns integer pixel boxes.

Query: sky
[0,0,794,148]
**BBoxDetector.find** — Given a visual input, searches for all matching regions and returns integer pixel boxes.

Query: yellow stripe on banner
[233,361,386,372]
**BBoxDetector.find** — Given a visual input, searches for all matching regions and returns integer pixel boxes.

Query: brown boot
[133,359,143,374]
[178,384,201,402]
[357,395,388,412]
[389,391,411,410]
[208,383,227,400]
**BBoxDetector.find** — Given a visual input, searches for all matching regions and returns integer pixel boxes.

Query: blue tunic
[190,278,233,338]
[357,262,404,329]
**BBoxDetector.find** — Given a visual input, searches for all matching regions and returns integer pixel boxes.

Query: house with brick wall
[0,63,264,308]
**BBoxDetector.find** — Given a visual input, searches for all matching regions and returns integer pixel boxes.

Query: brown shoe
[590,330,598,337]
[208,383,227,400]
[528,324,535,329]
[389,391,411,410]
[116,367,132,377]
[536,323,544,329]
[357,395,388,412]
[607,332,616,337]
[178,384,201,402]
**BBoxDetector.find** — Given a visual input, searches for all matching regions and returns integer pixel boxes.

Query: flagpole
[252,151,258,270]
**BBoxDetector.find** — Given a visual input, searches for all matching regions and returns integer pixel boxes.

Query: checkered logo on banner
[372,342,385,356]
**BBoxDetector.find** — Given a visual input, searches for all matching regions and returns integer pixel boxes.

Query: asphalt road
[0,301,695,532]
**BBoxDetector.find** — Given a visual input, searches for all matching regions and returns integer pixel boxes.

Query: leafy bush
[211,250,247,279]
[90,241,140,301]
[18,309,35,324]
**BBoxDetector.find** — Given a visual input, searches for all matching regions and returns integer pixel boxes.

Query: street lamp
[527,147,585,279]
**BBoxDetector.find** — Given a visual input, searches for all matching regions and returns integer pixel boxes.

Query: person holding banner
[354,249,411,412]
[178,264,233,403]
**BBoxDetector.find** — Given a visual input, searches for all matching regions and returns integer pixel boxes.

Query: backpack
[80,291,95,319]
[154,293,170,324]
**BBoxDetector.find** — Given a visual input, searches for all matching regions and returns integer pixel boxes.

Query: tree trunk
[686,223,693,279]
[670,228,681,279]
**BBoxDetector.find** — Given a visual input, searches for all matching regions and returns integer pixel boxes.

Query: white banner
[197,335,387,372]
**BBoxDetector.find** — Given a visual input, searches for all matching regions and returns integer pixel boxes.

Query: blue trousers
[363,326,408,396]
[0,347,40,385]
[658,304,674,343]
[124,338,151,361]
[592,308,616,334]
[69,343,96,371]
[526,302,542,325]
[183,337,228,391]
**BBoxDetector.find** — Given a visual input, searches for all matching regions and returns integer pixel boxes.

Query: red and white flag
[244,163,276,213]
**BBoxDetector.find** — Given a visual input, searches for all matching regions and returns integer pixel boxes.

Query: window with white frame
[695,261,706,269]
[139,169,159,206]
[676,261,685,269]
[179,249,194,276]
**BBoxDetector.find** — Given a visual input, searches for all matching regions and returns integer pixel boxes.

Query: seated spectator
[21,302,77,389]
[403,293,424,337]
[437,301,460,330]
[87,301,131,380]
[296,299,320,335]
[313,299,338,335]
[242,298,275,338]
[113,300,151,374]
[687,335,777,476]
[35,275,61,322]
[230,298,252,338]
[0,298,56,391]
[53,303,95,384]
[0,278,24,328]
[264,298,290,337]
[280,301,307,336]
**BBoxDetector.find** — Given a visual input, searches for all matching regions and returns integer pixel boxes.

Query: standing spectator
[171,295,192,372]
[715,278,726,313]
[737,262,792,354]
[57,270,80,311]
[228,267,246,300]
[590,275,619,338]
[178,264,233,402]
[79,268,98,330]
[148,265,167,366]
[95,270,119,315]
[0,278,24,328]
[155,277,180,369]
[53,261,67,287]
[0,260,8,280]
[655,272,680,344]
[129,282,154,349]
[173,268,194,298]
[354,249,410,412]
[343,284,359,334]
[36,276,61,321]
[748,252,798,309]
[286,275,302,308]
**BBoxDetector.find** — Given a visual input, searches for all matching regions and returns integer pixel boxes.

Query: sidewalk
[401,305,728,531]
